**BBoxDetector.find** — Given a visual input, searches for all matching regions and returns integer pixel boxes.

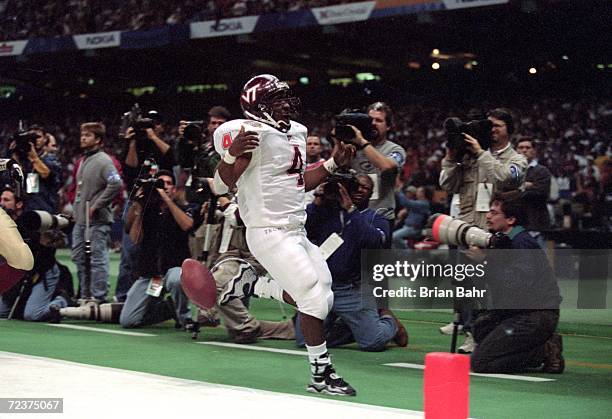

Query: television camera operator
[0,187,72,322]
[341,103,406,246]
[177,105,230,260]
[438,108,527,353]
[298,171,408,351]
[120,170,196,328]
[7,124,62,213]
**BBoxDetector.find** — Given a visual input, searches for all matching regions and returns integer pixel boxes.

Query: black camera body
[120,104,157,157]
[443,117,492,161]
[334,110,377,145]
[135,176,165,209]
[12,130,38,161]
[322,169,359,203]
[183,120,205,143]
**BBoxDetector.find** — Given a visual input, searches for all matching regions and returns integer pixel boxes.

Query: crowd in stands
[2,95,610,238]
[0,0,358,41]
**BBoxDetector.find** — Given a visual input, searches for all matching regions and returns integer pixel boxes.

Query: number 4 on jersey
[287,145,304,187]
[222,133,233,149]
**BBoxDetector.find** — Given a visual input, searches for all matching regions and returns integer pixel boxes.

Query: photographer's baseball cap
[147,110,164,123]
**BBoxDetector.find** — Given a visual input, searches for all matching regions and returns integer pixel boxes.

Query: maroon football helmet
[240,74,300,132]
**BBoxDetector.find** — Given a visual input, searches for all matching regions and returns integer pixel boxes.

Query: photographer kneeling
[120,170,195,328]
[0,188,71,322]
[298,172,407,351]
[468,191,563,374]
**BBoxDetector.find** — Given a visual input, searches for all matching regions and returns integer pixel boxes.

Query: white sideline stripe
[0,351,424,419]
[198,341,308,356]
[47,323,156,336]
[385,363,555,382]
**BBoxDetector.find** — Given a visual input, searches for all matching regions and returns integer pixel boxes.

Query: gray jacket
[440,144,527,229]
[73,150,122,225]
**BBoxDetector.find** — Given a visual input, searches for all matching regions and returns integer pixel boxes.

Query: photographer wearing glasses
[298,172,408,351]
[468,191,563,374]
[120,170,195,328]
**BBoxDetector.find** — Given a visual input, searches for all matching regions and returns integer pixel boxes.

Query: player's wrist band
[359,142,372,150]
[323,158,338,173]
[223,152,237,164]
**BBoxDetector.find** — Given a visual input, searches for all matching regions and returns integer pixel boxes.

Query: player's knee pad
[296,282,331,320]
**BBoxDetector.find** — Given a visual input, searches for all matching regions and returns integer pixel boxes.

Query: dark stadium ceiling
[0,1,609,98]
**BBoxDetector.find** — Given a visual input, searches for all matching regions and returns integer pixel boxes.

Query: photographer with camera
[297,172,407,351]
[177,105,230,260]
[438,108,527,353]
[467,191,563,374]
[71,123,122,303]
[120,170,194,328]
[115,108,174,302]
[341,102,406,247]
[0,188,71,322]
[8,125,62,213]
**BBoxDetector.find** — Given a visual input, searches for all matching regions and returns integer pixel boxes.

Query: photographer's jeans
[119,267,191,328]
[71,223,111,301]
[294,284,397,352]
[392,226,423,249]
[0,264,67,320]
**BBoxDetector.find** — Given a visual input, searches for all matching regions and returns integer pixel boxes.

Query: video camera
[428,213,511,249]
[182,120,205,143]
[119,103,157,157]
[11,130,38,161]
[443,116,492,162]
[321,169,360,203]
[333,109,377,145]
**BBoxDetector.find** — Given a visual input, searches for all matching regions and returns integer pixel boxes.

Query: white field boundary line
[197,341,308,355]
[0,351,425,419]
[47,323,156,336]
[198,343,554,383]
[384,363,556,382]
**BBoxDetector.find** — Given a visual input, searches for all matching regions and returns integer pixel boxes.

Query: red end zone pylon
[424,352,470,419]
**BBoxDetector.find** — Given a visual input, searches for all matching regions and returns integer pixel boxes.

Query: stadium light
[432,49,440,56]
[529,67,537,74]
[432,63,440,70]
[299,77,309,85]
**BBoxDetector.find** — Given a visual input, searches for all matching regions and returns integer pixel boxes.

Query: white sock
[254,274,284,301]
[306,342,331,376]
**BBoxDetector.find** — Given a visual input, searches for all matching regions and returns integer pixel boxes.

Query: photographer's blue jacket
[306,203,389,287]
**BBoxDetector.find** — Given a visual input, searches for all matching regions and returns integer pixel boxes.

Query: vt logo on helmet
[240,74,301,133]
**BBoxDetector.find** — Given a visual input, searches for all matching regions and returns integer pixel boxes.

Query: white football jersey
[214,119,308,228]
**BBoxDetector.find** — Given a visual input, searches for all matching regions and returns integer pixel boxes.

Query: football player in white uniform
[212,74,356,396]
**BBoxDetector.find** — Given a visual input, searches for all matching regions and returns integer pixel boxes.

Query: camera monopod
[78,201,98,306]
[201,194,218,262]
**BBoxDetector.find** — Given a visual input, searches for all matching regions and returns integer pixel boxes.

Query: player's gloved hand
[228,125,259,157]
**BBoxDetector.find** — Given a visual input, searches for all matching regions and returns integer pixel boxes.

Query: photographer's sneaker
[307,365,356,397]
[457,332,476,354]
[218,262,258,305]
[439,322,463,335]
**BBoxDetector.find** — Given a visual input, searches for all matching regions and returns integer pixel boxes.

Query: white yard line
[384,363,555,382]
[47,323,156,336]
[0,351,424,419]
[197,341,308,355]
